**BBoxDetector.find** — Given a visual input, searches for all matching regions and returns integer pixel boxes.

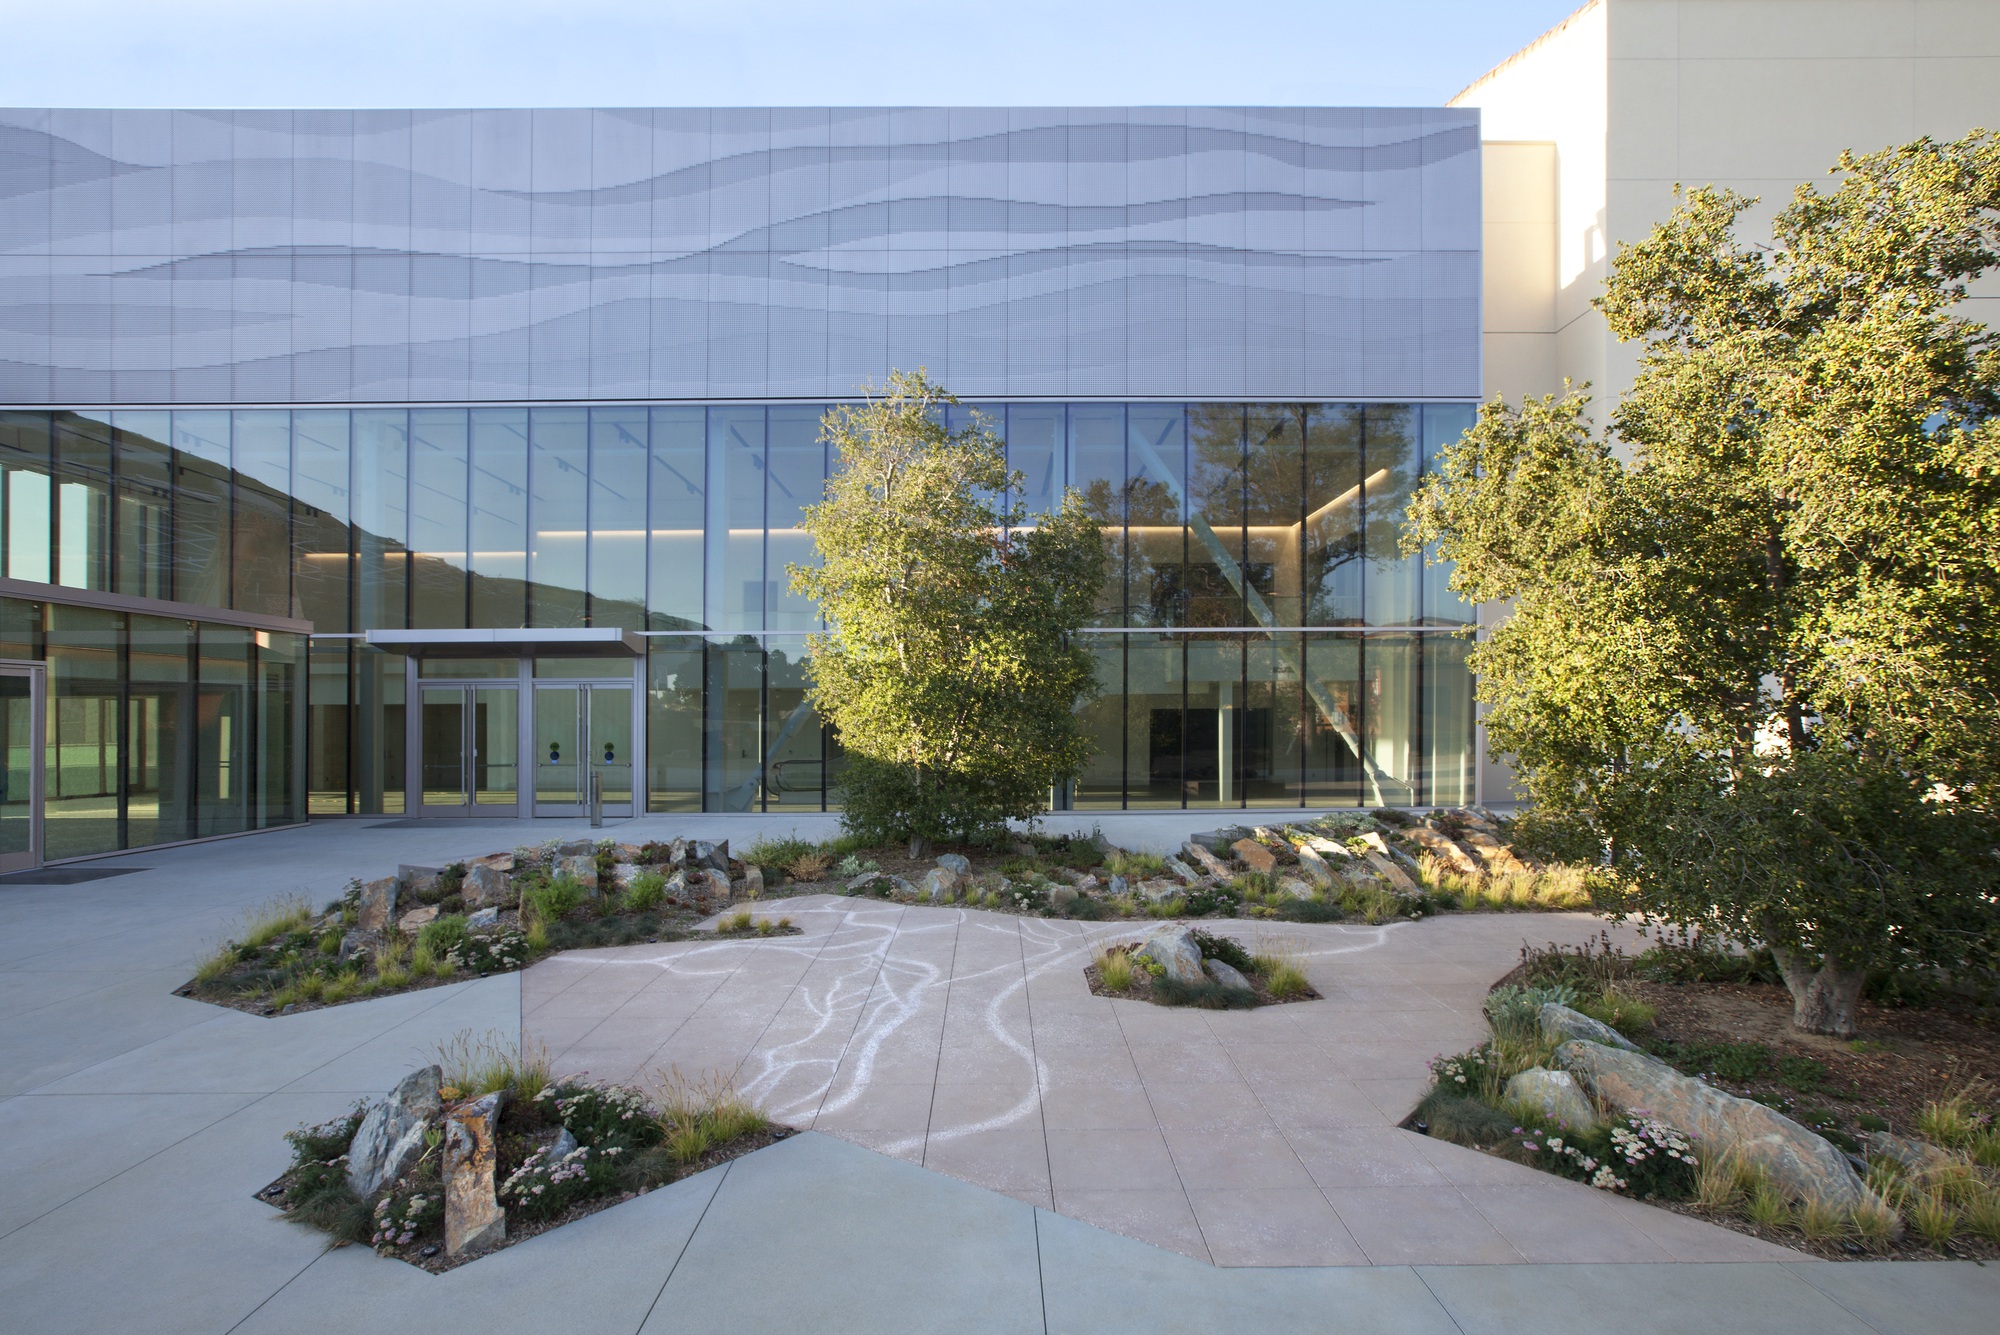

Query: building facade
[0,108,1483,859]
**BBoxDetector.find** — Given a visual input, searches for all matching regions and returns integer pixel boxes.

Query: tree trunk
[1769,945,1867,1037]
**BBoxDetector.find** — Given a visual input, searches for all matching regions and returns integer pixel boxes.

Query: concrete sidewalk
[1,814,1994,1334]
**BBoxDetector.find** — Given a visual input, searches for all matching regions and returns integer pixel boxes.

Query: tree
[790,370,1107,848]
[1405,132,2000,1036]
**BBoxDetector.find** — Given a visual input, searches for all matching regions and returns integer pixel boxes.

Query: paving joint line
[635,1157,735,1333]
[1411,1265,1472,1335]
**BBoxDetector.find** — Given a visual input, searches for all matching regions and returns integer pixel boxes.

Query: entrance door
[0,667,44,872]
[418,684,519,814]
[532,683,633,817]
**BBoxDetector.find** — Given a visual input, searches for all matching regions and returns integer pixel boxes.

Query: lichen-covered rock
[1278,876,1315,899]
[1360,850,1417,895]
[1231,839,1278,875]
[1107,874,1128,898]
[1558,1039,1873,1209]
[1182,843,1232,879]
[1203,957,1254,992]
[1865,1131,1954,1175]
[921,867,960,902]
[1164,856,1204,886]
[461,863,510,908]
[355,876,397,932]
[399,864,441,897]
[690,839,729,872]
[444,1091,506,1257]
[555,839,595,858]
[397,905,438,933]
[466,852,514,873]
[1292,844,1336,888]
[1139,927,1205,986]
[347,1064,443,1199]
[1540,1003,1646,1054]
[465,907,499,929]
[1504,1067,1598,1129]
[555,854,599,893]
[936,853,971,876]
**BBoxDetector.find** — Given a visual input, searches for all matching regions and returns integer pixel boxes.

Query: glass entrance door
[0,668,44,872]
[532,683,633,817]
[418,684,519,814]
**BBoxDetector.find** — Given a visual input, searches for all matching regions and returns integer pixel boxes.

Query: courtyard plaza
[0,812,1993,1333]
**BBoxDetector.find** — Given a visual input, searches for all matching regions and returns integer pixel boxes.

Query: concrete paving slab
[1785,1259,2000,1335]
[1417,1261,1883,1335]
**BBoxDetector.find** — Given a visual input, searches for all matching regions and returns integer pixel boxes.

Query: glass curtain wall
[1,403,1477,815]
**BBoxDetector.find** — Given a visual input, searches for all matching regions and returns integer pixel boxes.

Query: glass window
[704,637,762,811]
[588,407,648,630]
[1421,404,1478,626]
[353,410,410,631]
[255,630,301,829]
[307,637,350,814]
[707,407,765,636]
[469,409,529,627]
[1363,405,1421,627]
[196,623,251,837]
[1244,632,1302,807]
[291,411,351,635]
[532,656,633,679]
[1126,634,1183,808]
[1074,636,1124,808]
[1005,404,1063,519]
[528,407,587,628]
[1422,632,1475,807]
[1305,404,1364,626]
[1124,406,1185,628]
[765,406,824,634]
[1186,404,1244,628]
[1185,634,1241,806]
[410,409,471,629]
[172,411,232,609]
[646,638,702,811]
[352,644,406,815]
[1068,404,1124,626]
[44,603,121,857]
[764,635,824,810]
[1302,633,1363,807]
[0,595,39,660]
[647,408,705,631]
[54,413,112,592]
[1361,633,1420,807]
[1245,405,1305,628]
[113,411,173,602]
[231,411,291,618]
[126,614,190,848]
[0,412,52,584]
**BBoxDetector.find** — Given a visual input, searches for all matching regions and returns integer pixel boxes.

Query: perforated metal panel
[0,106,1479,404]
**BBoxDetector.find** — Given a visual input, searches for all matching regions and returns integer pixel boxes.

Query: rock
[1408,825,1483,877]
[737,865,765,900]
[465,907,499,929]
[846,872,885,894]
[347,1064,443,1199]
[443,1092,507,1257]
[1164,855,1204,886]
[1302,836,1352,859]
[1557,1040,1873,1209]
[935,853,972,876]
[1461,829,1532,876]
[920,867,961,902]
[660,869,689,903]
[1278,876,1314,899]
[1540,1003,1647,1054]
[462,863,510,908]
[550,1126,579,1161]
[1358,831,1392,856]
[1182,842,1232,879]
[907,835,933,859]
[555,838,595,857]
[1138,927,1205,986]
[612,862,643,888]
[1504,1067,1599,1129]
[1090,831,1119,854]
[1136,878,1182,901]
[555,854,599,893]
[1107,874,1128,897]
[1049,885,1079,910]
[355,876,398,932]
[399,864,442,897]
[696,869,733,910]
[613,842,643,860]
[1073,874,1100,894]
[665,836,688,867]
[1013,841,1038,857]
[884,875,918,901]
[1292,844,1336,888]
[337,930,367,962]
[397,905,439,933]
[1230,839,1278,876]
[1203,957,1254,992]
[689,840,728,872]
[467,852,514,873]
[1865,1131,1954,1175]
[1360,850,1417,895]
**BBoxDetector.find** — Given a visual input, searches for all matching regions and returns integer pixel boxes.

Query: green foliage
[1484,982,1579,1040]
[1404,132,2000,1033]
[1274,896,1344,923]
[524,874,588,922]
[1152,975,1260,1010]
[624,871,667,912]
[1181,884,1242,918]
[791,370,1109,844]
[416,914,468,957]
[1189,930,1253,972]
[741,835,819,872]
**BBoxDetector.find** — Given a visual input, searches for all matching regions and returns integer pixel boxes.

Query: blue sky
[0,0,1582,107]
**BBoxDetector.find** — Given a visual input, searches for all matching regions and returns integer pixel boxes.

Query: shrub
[448,928,528,975]
[742,835,818,874]
[1095,946,1135,992]
[1182,884,1241,918]
[624,871,667,912]
[1275,896,1343,923]
[417,914,469,957]
[372,1180,444,1251]
[1335,883,1404,924]
[833,852,879,878]
[536,1079,663,1148]
[1152,975,1259,1010]
[1776,1054,1829,1095]
[1106,850,1166,879]
[655,1067,768,1159]
[1574,986,1657,1034]
[1483,983,1578,1040]
[1414,1088,1517,1146]
[787,850,834,882]
[524,874,587,922]
[1188,930,1252,973]
[501,1140,622,1221]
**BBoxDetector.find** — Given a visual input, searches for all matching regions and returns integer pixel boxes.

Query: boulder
[443,1092,507,1257]
[467,852,515,873]
[691,840,730,872]
[1138,927,1205,986]
[612,861,644,888]
[1182,843,1232,879]
[346,1064,443,1199]
[1013,841,1038,857]
[920,867,961,902]
[550,1126,580,1162]
[1865,1131,1954,1175]
[1504,1067,1599,1130]
[1230,839,1278,876]
[337,930,366,963]
[1302,836,1352,860]
[1073,874,1101,894]
[555,839,595,858]
[1164,856,1204,886]
[355,876,397,932]
[555,854,599,893]
[935,853,972,876]
[665,837,688,867]
[1540,1003,1647,1054]
[397,905,439,933]
[696,869,733,910]
[461,863,510,908]
[1090,831,1119,854]
[737,865,765,900]
[1191,826,1248,852]
[399,865,442,897]
[1278,876,1315,899]
[1557,1039,1873,1209]
[1106,874,1128,897]
[1136,878,1182,901]
[1360,850,1417,895]
[661,869,690,904]
[1292,844,1336,889]
[465,907,500,929]
[1461,829,1532,876]
[1203,957,1254,993]
[884,875,919,901]
[1407,825,1484,877]
[845,872,885,895]
[1049,885,1079,910]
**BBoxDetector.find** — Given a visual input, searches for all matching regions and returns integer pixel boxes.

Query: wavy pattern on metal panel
[0,107,1480,404]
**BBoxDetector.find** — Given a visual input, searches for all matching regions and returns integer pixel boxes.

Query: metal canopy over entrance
[369,630,644,821]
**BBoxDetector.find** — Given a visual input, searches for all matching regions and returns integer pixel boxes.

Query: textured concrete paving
[1,812,1994,1334]
[524,896,1799,1266]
